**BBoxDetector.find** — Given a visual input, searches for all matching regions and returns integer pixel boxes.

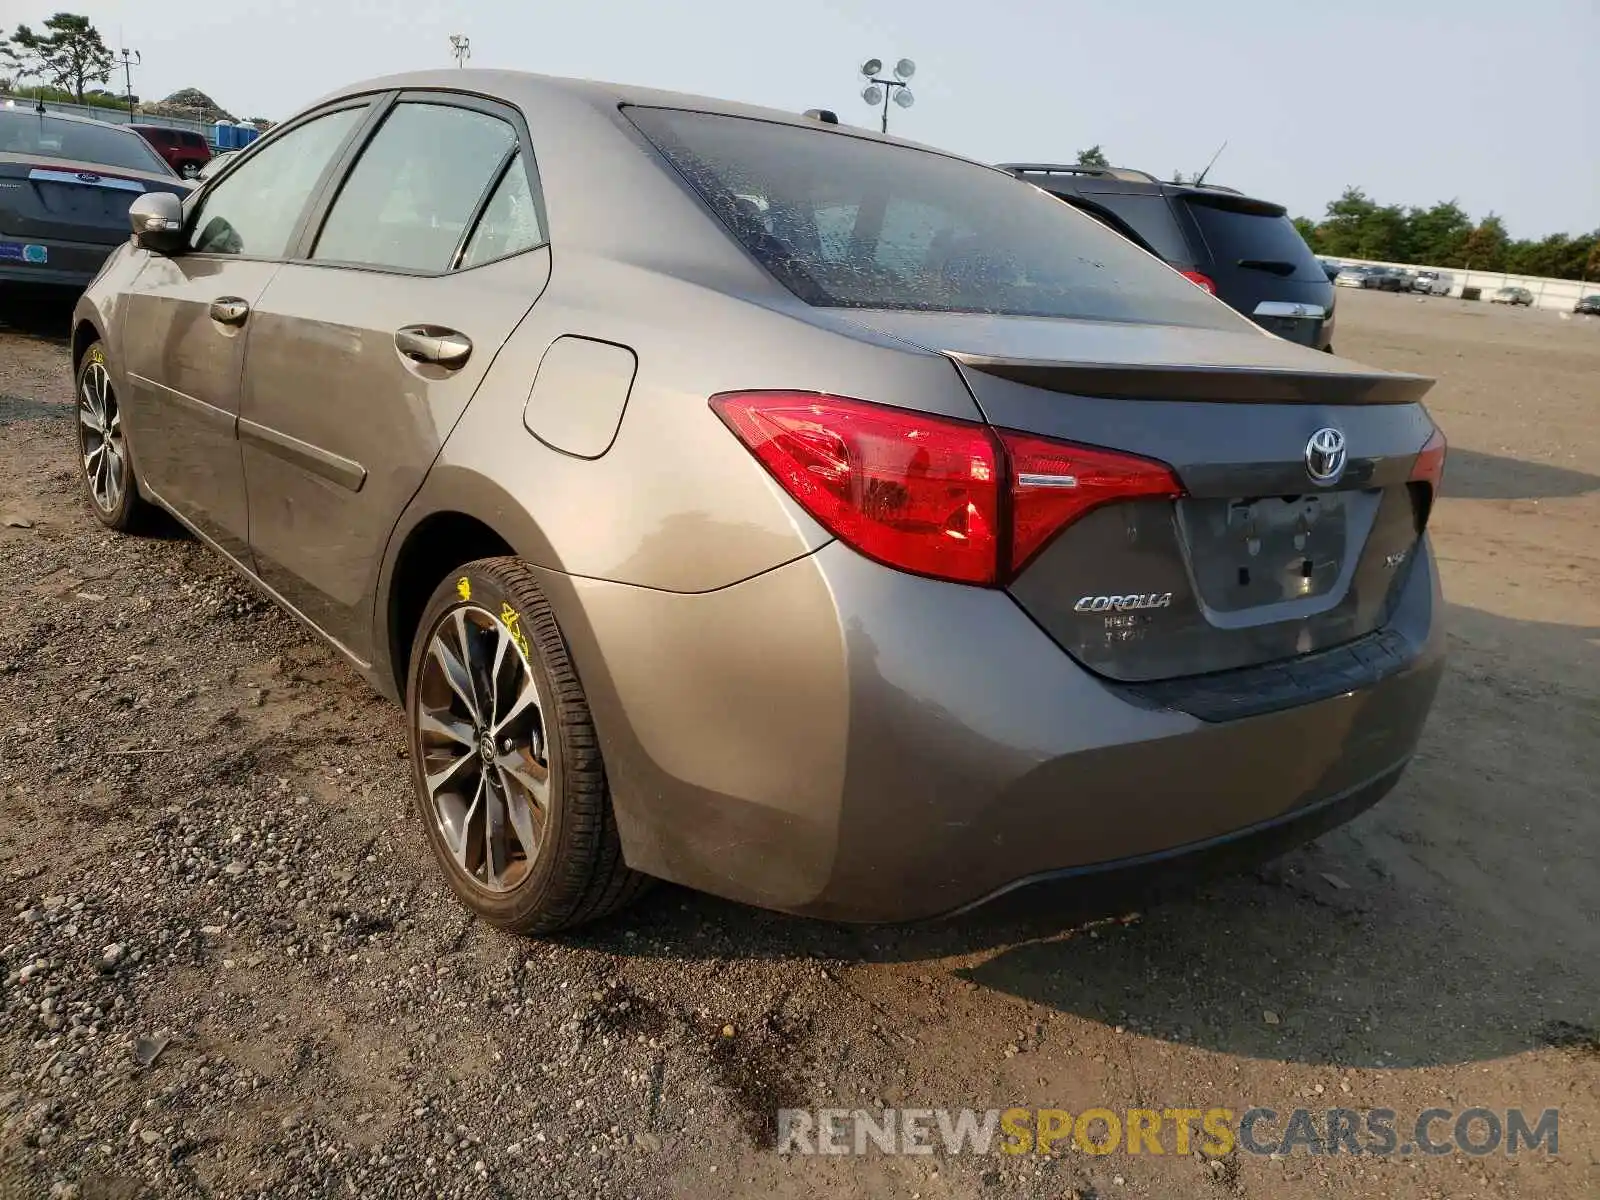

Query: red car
[127,125,212,178]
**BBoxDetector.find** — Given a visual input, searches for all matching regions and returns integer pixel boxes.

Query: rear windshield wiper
[1237,259,1298,276]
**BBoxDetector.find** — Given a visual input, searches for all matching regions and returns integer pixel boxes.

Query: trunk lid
[0,155,188,245]
[833,310,1438,682]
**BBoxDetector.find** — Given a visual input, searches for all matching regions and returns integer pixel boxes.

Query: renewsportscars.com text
[776,1106,1559,1158]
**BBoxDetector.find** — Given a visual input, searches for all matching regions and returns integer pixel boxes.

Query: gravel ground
[0,289,1596,1199]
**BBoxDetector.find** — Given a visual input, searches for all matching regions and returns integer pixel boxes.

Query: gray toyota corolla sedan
[71,70,1447,931]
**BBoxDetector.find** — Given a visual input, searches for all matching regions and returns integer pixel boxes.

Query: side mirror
[128,192,185,254]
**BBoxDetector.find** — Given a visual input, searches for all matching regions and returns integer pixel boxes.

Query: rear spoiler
[1169,187,1287,219]
[952,356,1435,406]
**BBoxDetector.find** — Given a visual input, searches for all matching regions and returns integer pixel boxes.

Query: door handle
[395,325,473,369]
[209,297,250,326]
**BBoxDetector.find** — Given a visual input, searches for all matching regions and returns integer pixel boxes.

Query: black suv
[999,164,1336,351]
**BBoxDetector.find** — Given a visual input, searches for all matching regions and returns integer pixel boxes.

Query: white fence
[1323,257,1597,311]
[0,93,217,141]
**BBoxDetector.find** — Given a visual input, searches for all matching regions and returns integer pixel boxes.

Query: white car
[1490,286,1534,306]
[1334,267,1370,288]
[1411,270,1453,296]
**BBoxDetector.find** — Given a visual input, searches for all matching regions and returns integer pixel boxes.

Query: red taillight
[1410,427,1447,493]
[711,392,1183,585]
[999,431,1184,572]
[711,392,1001,584]
[1179,270,1217,294]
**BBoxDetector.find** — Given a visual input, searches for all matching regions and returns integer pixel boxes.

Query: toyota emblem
[1304,427,1347,486]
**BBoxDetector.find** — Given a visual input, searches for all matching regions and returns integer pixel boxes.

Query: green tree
[1405,200,1473,267]
[0,38,20,90]
[1459,215,1509,272]
[1313,188,1373,257]
[1075,144,1110,168]
[8,13,114,105]
[1292,216,1319,248]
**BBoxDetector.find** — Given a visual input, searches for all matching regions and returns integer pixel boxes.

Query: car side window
[457,152,545,269]
[188,107,363,258]
[313,102,518,273]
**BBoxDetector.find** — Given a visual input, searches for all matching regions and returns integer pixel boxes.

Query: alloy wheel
[416,605,551,893]
[78,360,126,515]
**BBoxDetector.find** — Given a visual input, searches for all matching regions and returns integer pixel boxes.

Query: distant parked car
[1490,286,1534,306]
[999,162,1337,350]
[0,107,191,292]
[1411,270,1453,296]
[129,124,212,178]
[1574,294,1600,315]
[1335,265,1371,288]
[1362,266,1408,293]
[197,149,238,180]
[1317,258,1343,281]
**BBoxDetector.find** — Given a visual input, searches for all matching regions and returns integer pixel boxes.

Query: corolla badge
[1304,427,1347,487]
[1074,593,1173,613]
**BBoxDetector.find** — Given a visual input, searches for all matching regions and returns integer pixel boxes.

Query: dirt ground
[0,287,1595,1200]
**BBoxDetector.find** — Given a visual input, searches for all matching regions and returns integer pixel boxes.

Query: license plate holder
[1178,493,1349,612]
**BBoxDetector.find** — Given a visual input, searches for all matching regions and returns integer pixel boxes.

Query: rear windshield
[0,111,171,174]
[1181,198,1326,281]
[629,107,1237,327]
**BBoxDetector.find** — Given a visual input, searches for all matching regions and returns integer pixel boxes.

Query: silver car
[70,71,1448,930]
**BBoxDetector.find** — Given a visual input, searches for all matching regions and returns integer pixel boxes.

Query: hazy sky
[32,0,1599,237]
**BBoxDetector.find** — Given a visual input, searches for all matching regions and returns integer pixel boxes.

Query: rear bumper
[544,536,1444,924]
[948,756,1407,919]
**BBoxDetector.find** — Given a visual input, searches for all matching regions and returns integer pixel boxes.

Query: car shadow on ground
[563,602,1599,1071]
[0,288,75,343]
[1439,447,1599,500]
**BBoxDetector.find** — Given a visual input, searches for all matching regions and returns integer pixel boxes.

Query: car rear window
[628,107,1236,327]
[1181,198,1326,282]
[0,111,171,174]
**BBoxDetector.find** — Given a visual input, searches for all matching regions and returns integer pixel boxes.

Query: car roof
[5,106,157,141]
[10,106,122,129]
[311,68,974,164]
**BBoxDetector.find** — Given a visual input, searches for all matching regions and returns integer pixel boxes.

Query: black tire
[74,340,149,533]
[405,556,651,933]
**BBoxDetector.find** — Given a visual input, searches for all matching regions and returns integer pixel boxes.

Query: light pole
[116,47,141,117]
[858,57,916,134]
[449,34,471,69]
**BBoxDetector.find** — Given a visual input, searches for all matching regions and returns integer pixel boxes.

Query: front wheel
[405,557,650,933]
[75,341,149,532]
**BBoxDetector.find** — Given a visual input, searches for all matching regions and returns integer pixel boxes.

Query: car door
[119,102,372,560]
[238,93,551,662]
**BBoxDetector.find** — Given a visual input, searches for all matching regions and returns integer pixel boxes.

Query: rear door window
[312,101,518,273]
[629,107,1234,328]
[457,151,546,269]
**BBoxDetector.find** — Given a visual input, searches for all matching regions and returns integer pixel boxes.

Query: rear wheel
[75,341,148,532]
[405,557,650,932]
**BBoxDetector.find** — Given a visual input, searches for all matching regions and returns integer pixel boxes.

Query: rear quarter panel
[415,252,982,595]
